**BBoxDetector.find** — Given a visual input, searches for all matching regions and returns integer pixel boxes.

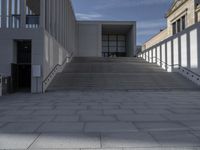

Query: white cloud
[76,13,103,20]
[95,0,170,10]
[137,19,167,36]
[138,19,166,29]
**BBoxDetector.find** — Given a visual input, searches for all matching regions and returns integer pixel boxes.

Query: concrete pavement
[0,91,200,149]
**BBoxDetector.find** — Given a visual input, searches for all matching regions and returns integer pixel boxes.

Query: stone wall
[142,29,168,51]
[167,0,195,36]
[142,0,199,51]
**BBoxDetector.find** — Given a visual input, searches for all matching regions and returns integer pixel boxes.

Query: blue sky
[71,0,173,45]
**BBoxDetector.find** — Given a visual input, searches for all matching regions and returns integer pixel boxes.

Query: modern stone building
[142,0,200,50]
[0,0,136,93]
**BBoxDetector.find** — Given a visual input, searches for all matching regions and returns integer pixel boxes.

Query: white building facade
[0,0,136,93]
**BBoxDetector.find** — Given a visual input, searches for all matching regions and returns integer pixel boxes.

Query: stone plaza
[1,90,200,149]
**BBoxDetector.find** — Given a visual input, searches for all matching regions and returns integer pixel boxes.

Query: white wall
[77,23,102,57]
[77,22,137,57]
[0,28,44,93]
[127,26,136,57]
[42,0,77,92]
[43,31,69,80]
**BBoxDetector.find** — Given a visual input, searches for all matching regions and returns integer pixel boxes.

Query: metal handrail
[42,52,74,85]
[140,54,200,78]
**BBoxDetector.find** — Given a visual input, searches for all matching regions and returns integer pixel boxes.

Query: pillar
[178,36,181,66]
[165,42,168,71]
[197,25,200,71]
[171,39,174,70]
[187,32,191,69]
[20,0,26,28]
[1,0,7,28]
[40,0,45,28]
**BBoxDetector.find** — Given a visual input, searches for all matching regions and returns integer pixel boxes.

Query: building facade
[77,21,136,57]
[142,0,200,50]
[0,0,136,93]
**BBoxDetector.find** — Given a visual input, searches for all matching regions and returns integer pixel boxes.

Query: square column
[40,0,45,28]
[20,0,26,28]
[197,25,200,71]
[1,0,7,28]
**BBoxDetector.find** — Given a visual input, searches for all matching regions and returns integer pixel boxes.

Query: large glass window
[172,15,186,35]
[102,34,126,57]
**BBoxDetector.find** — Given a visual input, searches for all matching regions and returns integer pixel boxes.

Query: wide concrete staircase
[47,57,199,91]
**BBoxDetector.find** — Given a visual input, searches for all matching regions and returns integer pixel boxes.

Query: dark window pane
[173,22,176,35]
[177,19,181,32]
[182,16,186,30]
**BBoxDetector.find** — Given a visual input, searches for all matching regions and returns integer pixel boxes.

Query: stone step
[47,57,199,91]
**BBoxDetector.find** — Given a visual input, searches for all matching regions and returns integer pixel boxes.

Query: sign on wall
[32,65,41,77]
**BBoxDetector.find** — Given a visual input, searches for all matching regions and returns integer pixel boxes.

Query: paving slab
[89,105,119,110]
[0,122,5,128]
[168,108,200,114]
[117,114,166,122]
[124,148,200,150]
[22,106,55,110]
[77,110,103,115]
[0,122,42,133]
[181,121,200,130]
[80,115,116,122]
[135,122,188,131]
[37,123,84,133]
[103,109,134,115]
[81,148,123,150]
[53,115,80,122]
[0,115,55,122]
[163,114,200,121]
[2,110,34,115]
[191,131,200,139]
[101,132,159,148]
[134,108,172,114]
[55,105,87,110]
[150,131,200,147]
[30,133,101,149]
[0,133,38,149]
[33,110,76,115]
[85,122,138,133]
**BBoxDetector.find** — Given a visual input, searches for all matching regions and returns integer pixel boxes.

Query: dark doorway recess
[102,34,127,57]
[11,40,32,92]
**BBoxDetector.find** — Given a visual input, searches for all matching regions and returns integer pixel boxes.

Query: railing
[42,52,74,92]
[26,15,40,28]
[139,23,200,86]
[2,15,39,29]
[138,54,200,86]
[6,15,21,28]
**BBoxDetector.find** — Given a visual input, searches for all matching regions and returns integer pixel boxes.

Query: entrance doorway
[102,24,134,57]
[12,40,32,92]
[102,34,126,57]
